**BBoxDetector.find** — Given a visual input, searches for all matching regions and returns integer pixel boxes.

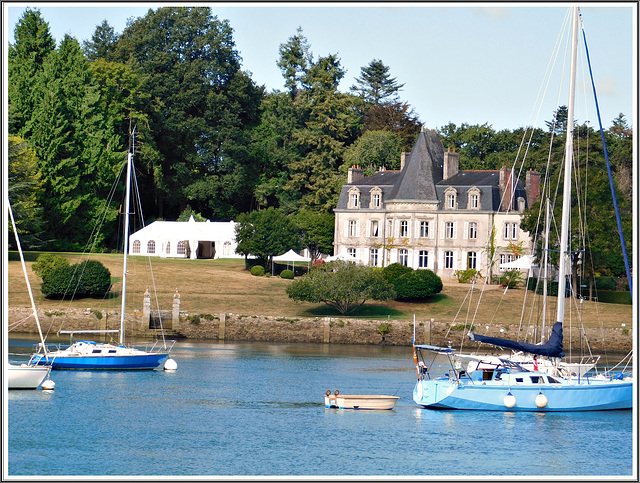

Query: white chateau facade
[333,130,540,281]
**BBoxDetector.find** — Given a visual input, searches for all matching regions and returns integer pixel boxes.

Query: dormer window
[444,187,457,210]
[348,187,360,209]
[468,187,481,210]
[369,187,382,209]
[517,196,525,213]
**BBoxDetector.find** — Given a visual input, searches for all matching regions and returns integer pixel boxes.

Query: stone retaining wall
[8,307,632,353]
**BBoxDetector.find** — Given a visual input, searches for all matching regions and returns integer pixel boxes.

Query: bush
[594,277,616,291]
[455,268,478,283]
[250,265,265,276]
[596,290,632,305]
[280,269,294,279]
[41,259,111,299]
[393,269,443,300]
[32,253,69,281]
[382,263,413,282]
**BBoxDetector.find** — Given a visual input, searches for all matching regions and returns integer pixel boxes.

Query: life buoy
[413,347,420,378]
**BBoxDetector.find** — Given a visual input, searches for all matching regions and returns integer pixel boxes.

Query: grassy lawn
[8,252,632,329]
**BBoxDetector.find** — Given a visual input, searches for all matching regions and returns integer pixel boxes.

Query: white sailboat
[412,7,632,411]
[32,133,175,370]
[7,201,53,389]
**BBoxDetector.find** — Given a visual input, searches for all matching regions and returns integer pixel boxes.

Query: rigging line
[580,14,632,298]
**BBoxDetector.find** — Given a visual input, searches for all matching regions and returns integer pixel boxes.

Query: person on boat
[533,355,539,371]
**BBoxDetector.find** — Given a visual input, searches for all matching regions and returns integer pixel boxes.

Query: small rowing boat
[324,390,399,410]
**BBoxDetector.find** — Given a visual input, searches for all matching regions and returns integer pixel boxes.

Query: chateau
[333,130,540,281]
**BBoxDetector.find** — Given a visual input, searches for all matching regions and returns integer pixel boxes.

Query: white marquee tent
[129,216,240,259]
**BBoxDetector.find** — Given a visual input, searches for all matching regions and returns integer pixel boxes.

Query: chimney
[347,165,364,184]
[499,166,514,211]
[443,147,459,180]
[526,169,541,206]
[400,152,410,171]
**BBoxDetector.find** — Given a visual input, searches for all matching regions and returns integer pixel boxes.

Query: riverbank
[8,306,633,353]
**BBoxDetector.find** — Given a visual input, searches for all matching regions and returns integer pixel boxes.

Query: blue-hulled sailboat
[32,133,174,370]
[412,7,632,411]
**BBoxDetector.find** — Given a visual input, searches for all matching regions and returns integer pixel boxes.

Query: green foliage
[382,263,413,282]
[32,254,70,281]
[377,322,392,337]
[286,260,395,315]
[280,269,295,279]
[455,269,478,283]
[294,210,334,260]
[595,291,632,305]
[351,59,404,105]
[250,265,265,276]
[40,259,111,299]
[177,205,208,222]
[235,208,301,267]
[394,269,443,300]
[343,130,403,175]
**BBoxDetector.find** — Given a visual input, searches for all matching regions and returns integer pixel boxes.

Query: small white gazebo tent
[272,249,311,274]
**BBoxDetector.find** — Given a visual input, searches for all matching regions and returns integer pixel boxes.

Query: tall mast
[120,130,135,345]
[541,198,550,343]
[555,7,579,326]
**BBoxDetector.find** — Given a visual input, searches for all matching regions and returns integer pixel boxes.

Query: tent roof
[500,255,535,270]
[130,218,236,242]
[272,249,311,262]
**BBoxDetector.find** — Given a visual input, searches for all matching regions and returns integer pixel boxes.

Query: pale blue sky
[4,2,637,131]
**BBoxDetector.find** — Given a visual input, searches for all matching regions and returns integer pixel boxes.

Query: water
[6,338,635,477]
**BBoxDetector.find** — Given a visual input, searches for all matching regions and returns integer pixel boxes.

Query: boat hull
[325,395,399,410]
[413,378,633,411]
[8,363,51,389]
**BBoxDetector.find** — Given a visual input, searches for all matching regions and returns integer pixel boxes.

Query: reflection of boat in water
[31,131,175,371]
[412,7,632,412]
[7,201,54,390]
[324,390,399,410]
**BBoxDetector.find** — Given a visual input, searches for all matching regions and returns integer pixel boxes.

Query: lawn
[7,252,632,330]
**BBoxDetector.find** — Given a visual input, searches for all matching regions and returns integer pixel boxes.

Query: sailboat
[412,7,632,411]
[8,201,54,389]
[31,134,175,370]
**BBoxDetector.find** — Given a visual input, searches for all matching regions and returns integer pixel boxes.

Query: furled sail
[468,321,565,358]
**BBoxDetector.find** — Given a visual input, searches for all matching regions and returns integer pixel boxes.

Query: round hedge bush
[41,259,112,299]
[250,265,265,276]
[280,269,295,279]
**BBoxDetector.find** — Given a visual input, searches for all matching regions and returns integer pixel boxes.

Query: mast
[120,130,135,345]
[8,201,48,358]
[541,198,550,343]
[555,7,579,326]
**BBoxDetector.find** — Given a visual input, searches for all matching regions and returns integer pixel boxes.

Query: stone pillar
[143,288,151,329]
[172,289,180,330]
[323,317,331,344]
[219,313,226,341]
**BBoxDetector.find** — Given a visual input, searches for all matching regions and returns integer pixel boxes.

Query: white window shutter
[453,222,458,239]
[438,250,444,269]
[428,251,434,270]
[463,222,468,240]
[461,251,467,270]
[440,222,445,239]
[430,222,435,239]
[476,253,482,271]
[415,221,420,238]
[452,250,458,270]
[344,220,348,237]
[356,221,360,237]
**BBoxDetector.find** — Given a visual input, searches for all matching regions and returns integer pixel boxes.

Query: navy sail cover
[470,321,565,358]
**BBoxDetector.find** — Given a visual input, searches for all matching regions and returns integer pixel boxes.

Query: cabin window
[147,240,156,254]
[108,350,117,354]
[92,349,102,354]
[515,377,524,383]
[548,376,559,383]
[482,370,494,381]
[132,240,141,254]
[530,376,543,384]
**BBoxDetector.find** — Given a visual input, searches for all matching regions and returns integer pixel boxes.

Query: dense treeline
[8,7,632,279]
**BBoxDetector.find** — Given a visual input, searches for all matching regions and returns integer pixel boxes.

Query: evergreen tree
[277,26,313,100]
[83,20,119,61]
[351,59,404,104]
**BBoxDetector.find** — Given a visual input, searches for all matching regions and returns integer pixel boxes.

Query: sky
[3,2,637,131]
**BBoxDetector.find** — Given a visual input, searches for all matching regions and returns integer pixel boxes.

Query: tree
[277,26,312,100]
[363,101,422,151]
[8,8,56,135]
[294,210,334,261]
[83,20,119,61]
[351,59,404,104]
[286,260,395,315]
[343,130,403,175]
[234,208,301,269]
[8,136,45,248]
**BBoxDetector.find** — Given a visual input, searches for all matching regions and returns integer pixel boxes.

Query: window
[371,220,379,237]
[470,193,479,208]
[444,188,457,209]
[419,221,429,238]
[348,187,360,209]
[444,251,454,269]
[468,187,481,210]
[348,248,356,258]
[165,242,171,254]
[504,222,518,240]
[468,222,478,239]
[177,241,186,255]
[147,240,156,254]
[371,192,381,208]
[399,220,408,237]
[349,220,357,237]
[399,249,408,266]
[468,251,477,269]
[447,193,455,209]
[370,249,378,267]
[445,222,455,239]
[132,240,141,254]
[418,250,429,268]
[350,192,359,207]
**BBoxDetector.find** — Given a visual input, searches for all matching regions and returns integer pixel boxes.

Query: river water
[6,338,635,478]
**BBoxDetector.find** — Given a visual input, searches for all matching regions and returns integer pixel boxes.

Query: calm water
[6,338,635,478]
